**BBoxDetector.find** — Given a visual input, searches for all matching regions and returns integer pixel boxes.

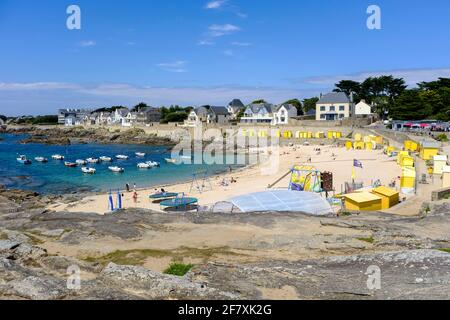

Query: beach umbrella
[404,123,413,127]
[420,123,430,128]
[117,189,122,209]
[108,191,114,211]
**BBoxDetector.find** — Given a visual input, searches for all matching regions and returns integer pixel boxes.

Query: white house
[240,103,277,124]
[112,108,129,125]
[316,92,354,121]
[355,100,373,116]
[273,104,298,125]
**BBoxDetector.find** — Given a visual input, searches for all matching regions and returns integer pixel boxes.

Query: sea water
[0,134,243,194]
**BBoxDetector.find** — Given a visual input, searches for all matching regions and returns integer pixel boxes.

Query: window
[339,106,345,111]
[330,106,335,112]
[320,114,326,119]
[339,114,345,119]
[320,106,326,111]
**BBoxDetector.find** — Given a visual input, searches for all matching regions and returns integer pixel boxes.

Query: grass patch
[84,246,246,267]
[438,248,450,254]
[340,211,353,217]
[0,232,8,240]
[357,236,375,244]
[164,263,194,276]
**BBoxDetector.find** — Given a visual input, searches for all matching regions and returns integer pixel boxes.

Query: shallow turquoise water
[0,134,243,194]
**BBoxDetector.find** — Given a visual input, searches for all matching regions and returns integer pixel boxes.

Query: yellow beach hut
[315,132,325,139]
[345,141,353,150]
[401,166,416,194]
[344,192,383,212]
[365,142,373,151]
[354,141,365,150]
[400,155,414,168]
[371,186,399,209]
[404,140,419,152]
[397,151,410,165]
[419,141,440,160]
[442,166,450,188]
[433,155,448,175]
[354,133,362,142]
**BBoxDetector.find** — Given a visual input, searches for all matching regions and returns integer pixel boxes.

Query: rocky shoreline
[0,187,450,300]
[1,126,177,146]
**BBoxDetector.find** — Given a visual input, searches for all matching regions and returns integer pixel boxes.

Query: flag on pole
[353,159,363,169]
[351,167,356,181]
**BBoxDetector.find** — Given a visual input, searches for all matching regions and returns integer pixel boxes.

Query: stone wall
[431,187,450,201]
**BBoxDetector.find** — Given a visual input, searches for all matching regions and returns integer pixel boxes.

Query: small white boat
[99,156,112,162]
[137,162,152,169]
[17,155,32,165]
[52,154,64,160]
[108,166,124,173]
[35,157,48,163]
[165,158,177,164]
[76,159,87,165]
[86,158,99,164]
[135,152,146,157]
[64,161,78,168]
[146,161,160,167]
[116,155,129,160]
[81,167,96,174]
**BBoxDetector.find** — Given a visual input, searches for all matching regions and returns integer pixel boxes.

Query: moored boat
[108,166,124,173]
[86,158,99,163]
[116,155,129,160]
[165,158,177,164]
[135,152,146,157]
[137,162,152,169]
[64,162,78,168]
[17,155,32,165]
[146,161,160,167]
[99,156,112,162]
[52,154,64,160]
[81,167,96,174]
[76,159,87,165]
[34,157,48,163]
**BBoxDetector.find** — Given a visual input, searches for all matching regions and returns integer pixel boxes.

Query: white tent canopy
[212,190,332,216]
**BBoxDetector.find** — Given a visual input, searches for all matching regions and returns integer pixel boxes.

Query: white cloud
[231,41,252,47]
[205,0,227,10]
[302,68,450,87]
[156,60,188,73]
[0,82,317,115]
[198,40,214,46]
[79,40,96,47]
[208,24,241,37]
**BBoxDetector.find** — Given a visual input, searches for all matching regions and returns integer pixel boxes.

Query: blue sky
[0,0,449,115]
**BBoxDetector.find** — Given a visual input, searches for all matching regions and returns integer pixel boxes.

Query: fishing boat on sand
[52,154,64,160]
[64,162,78,168]
[108,166,124,173]
[81,167,96,174]
[34,157,48,163]
[17,155,32,165]
[99,156,112,162]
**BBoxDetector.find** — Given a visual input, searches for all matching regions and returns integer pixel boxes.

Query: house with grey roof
[316,92,354,121]
[186,105,231,125]
[227,99,246,119]
[273,104,298,125]
[58,109,92,126]
[241,103,278,124]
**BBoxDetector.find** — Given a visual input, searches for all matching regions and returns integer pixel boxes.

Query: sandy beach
[49,144,403,215]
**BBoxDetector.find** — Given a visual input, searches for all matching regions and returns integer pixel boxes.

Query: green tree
[251,99,267,104]
[302,97,319,112]
[333,80,362,100]
[131,102,149,112]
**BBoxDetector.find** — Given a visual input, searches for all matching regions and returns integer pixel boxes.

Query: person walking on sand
[126,183,130,192]
[133,191,138,204]
[133,183,137,190]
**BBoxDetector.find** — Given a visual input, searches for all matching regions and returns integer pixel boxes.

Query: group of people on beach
[125,182,138,204]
